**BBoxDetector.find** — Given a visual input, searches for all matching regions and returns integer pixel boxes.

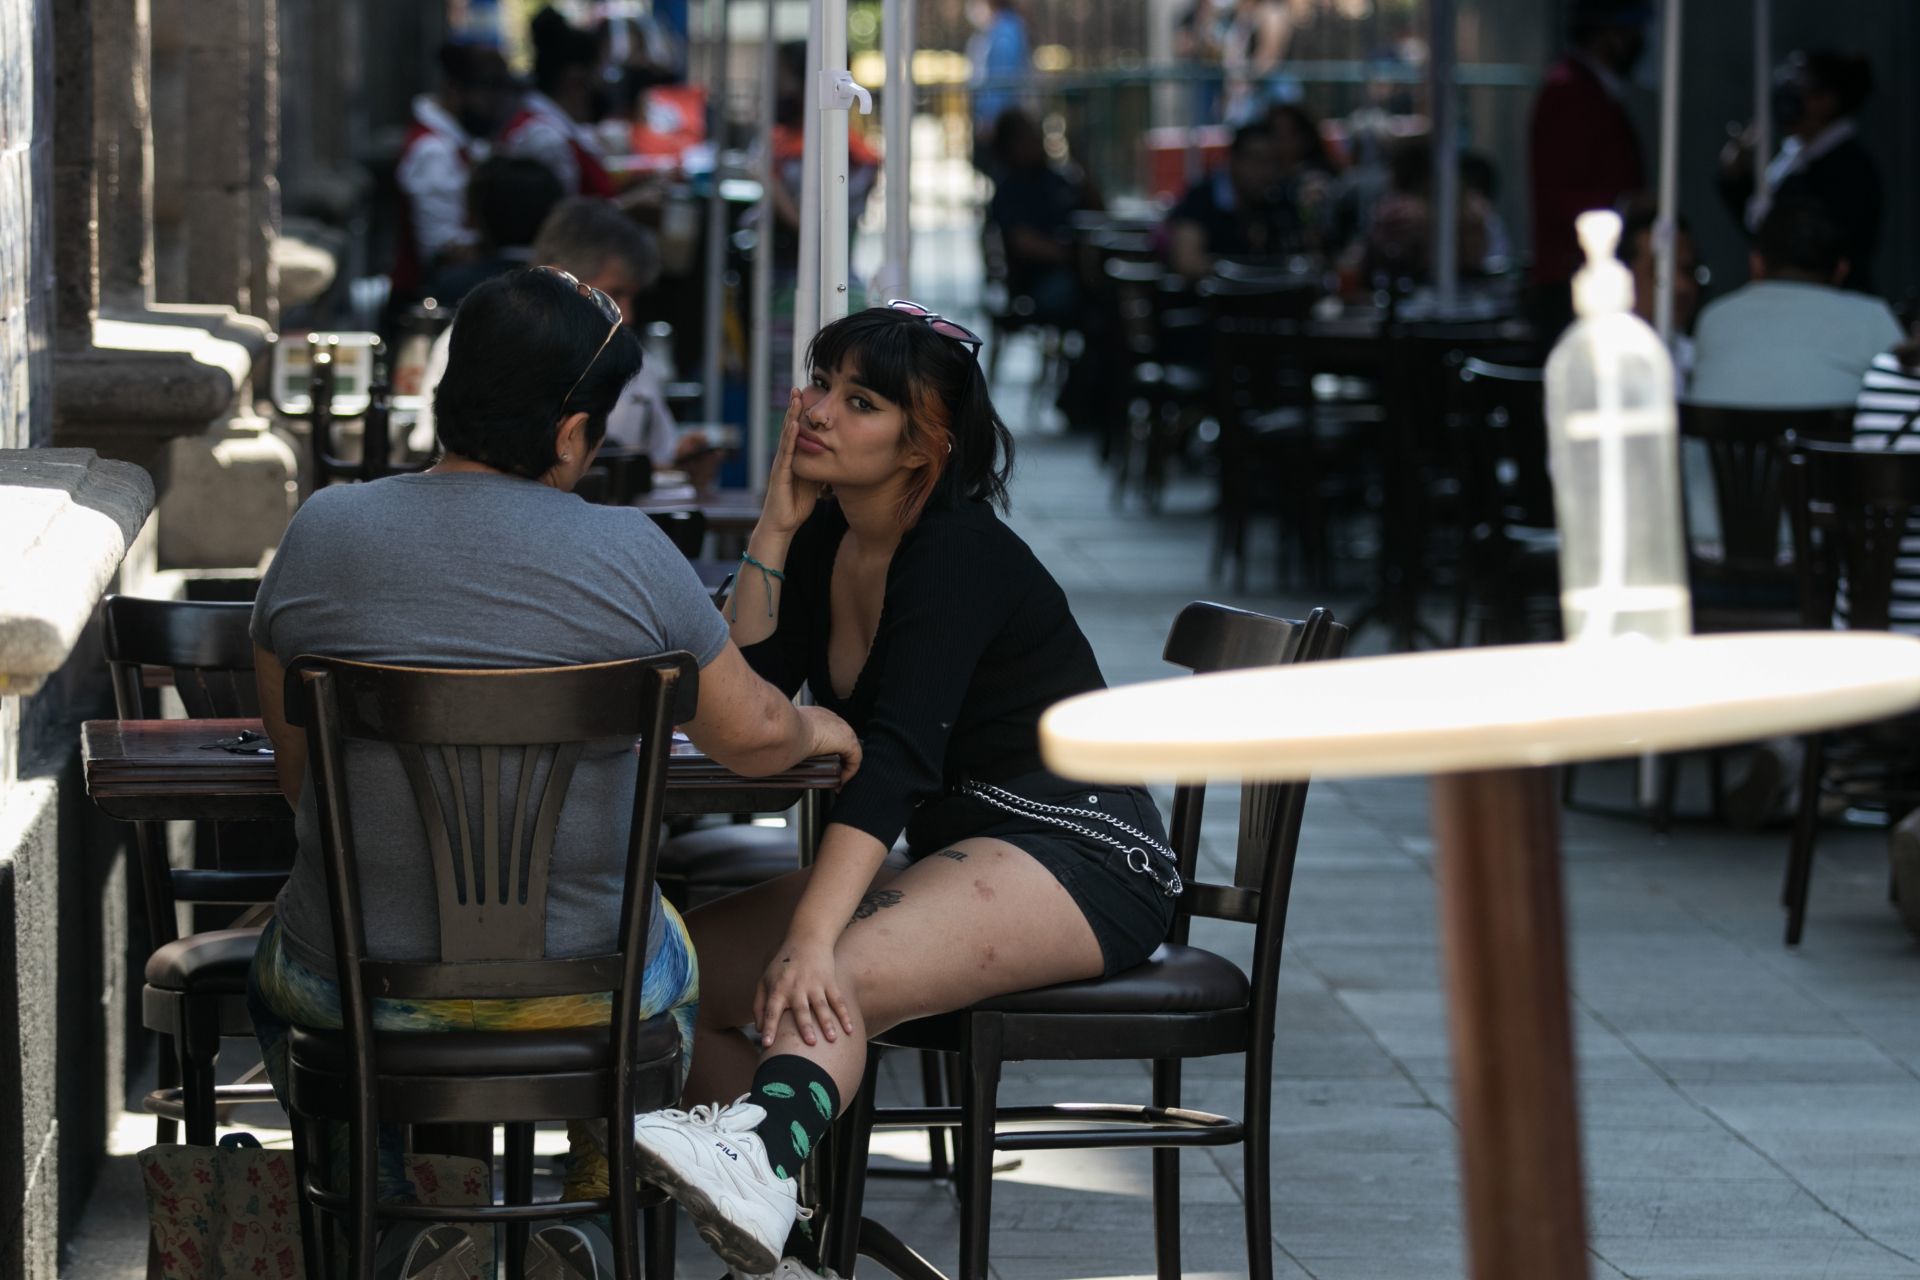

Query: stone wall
[1,0,53,454]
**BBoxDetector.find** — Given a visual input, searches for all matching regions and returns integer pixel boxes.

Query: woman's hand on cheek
[762,388,822,536]
[754,933,855,1049]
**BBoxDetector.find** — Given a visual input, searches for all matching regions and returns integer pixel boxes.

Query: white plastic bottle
[1544,210,1692,644]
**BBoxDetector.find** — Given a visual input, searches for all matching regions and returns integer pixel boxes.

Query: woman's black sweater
[739,499,1108,850]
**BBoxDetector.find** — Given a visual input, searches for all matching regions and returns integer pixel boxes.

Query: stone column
[94,0,156,312]
[51,0,99,349]
[246,0,281,330]
[148,0,187,299]
[182,0,256,312]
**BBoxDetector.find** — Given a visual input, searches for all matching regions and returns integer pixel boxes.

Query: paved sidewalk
[66,410,1920,1280]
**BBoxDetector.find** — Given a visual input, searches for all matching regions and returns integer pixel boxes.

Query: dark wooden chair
[825,603,1348,1280]
[1681,402,1854,632]
[645,507,709,560]
[281,654,696,1279]
[1450,357,1556,646]
[577,447,657,507]
[1200,274,1321,591]
[1781,441,1920,945]
[102,594,291,1145]
[1104,257,1210,510]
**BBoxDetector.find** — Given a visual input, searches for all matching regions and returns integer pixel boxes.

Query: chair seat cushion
[973,944,1249,1015]
[145,928,264,994]
[289,1015,682,1077]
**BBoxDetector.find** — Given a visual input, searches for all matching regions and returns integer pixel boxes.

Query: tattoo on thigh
[934,848,968,862]
[849,888,903,924]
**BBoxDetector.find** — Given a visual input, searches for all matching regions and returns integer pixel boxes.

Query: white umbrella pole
[700,0,732,425]
[878,0,914,299]
[748,0,777,493]
[1654,0,1682,342]
[792,0,822,386]
[1752,0,1771,196]
[1428,0,1459,313]
[820,0,853,325]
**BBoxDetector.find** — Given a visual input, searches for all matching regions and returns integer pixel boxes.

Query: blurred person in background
[968,0,1031,179]
[1263,101,1338,256]
[1356,135,1494,287]
[985,109,1100,326]
[394,42,514,301]
[426,156,565,308]
[1527,0,1650,337]
[1174,0,1232,126]
[1164,123,1298,279]
[1689,199,1900,408]
[1720,50,1882,294]
[1221,0,1297,126]
[413,198,719,485]
[503,6,617,198]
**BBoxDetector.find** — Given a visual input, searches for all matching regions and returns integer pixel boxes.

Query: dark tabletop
[82,718,839,822]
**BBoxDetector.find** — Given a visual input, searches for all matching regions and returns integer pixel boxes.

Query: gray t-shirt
[251,470,730,976]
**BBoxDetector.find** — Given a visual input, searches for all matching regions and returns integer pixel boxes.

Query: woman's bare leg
[749,836,1107,1105]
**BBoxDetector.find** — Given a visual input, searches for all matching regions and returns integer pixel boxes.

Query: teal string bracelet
[732,552,786,622]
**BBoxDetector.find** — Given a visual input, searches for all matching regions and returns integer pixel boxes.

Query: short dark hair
[1799,49,1874,117]
[1614,205,1692,265]
[438,41,509,90]
[466,157,566,250]
[530,198,661,290]
[1228,122,1273,158]
[530,6,600,97]
[1755,198,1847,278]
[434,269,642,478]
[805,308,1014,527]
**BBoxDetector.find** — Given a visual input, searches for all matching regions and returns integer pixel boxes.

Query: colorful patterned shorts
[247,898,699,1201]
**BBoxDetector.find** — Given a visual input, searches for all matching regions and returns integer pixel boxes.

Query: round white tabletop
[1041,632,1920,784]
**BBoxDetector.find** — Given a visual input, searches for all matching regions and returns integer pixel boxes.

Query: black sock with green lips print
[749,1055,841,1181]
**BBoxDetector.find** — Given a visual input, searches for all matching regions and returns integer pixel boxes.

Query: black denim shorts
[904,770,1177,976]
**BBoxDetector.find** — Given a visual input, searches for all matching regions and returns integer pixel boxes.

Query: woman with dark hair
[620,306,1179,1277]
[502,5,617,197]
[246,268,858,1278]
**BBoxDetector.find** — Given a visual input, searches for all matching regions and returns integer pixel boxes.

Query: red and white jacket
[500,91,615,198]
[394,95,483,294]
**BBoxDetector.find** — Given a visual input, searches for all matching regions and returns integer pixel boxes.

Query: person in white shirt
[412,198,715,479]
[500,7,618,198]
[1687,199,1901,409]
[394,44,514,297]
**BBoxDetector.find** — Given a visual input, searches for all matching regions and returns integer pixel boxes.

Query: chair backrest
[1454,358,1552,532]
[1787,440,1920,631]
[102,595,259,719]
[285,654,698,1009]
[646,508,708,560]
[1200,276,1318,421]
[1158,604,1347,956]
[102,595,281,946]
[1681,403,1854,578]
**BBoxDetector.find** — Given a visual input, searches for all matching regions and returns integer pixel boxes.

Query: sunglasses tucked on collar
[533,264,624,417]
[886,298,985,356]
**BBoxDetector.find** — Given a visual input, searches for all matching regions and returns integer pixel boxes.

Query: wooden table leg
[1430,768,1590,1280]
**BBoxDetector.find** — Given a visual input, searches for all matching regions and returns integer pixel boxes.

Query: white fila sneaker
[630,1097,809,1275]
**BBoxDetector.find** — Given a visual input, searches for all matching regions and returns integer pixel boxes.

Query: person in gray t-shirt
[245,268,857,1251]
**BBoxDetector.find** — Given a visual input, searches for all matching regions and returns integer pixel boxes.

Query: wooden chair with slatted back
[102,594,292,1144]
[826,603,1348,1280]
[282,654,697,1280]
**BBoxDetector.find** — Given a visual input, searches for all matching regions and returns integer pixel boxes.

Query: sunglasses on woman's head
[886,299,985,356]
[532,264,624,417]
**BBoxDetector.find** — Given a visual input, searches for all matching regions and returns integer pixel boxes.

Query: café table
[1038,631,1920,1280]
[634,487,764,539]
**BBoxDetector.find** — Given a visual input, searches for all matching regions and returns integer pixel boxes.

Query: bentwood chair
[1782,442,1920,945]
[102,595,292,1144]
[826,603,1348,1280]
[282,655,696,1279]
[1449,358,1557,647]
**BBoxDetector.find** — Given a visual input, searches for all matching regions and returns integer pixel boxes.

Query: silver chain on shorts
[959,781,1184,897]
